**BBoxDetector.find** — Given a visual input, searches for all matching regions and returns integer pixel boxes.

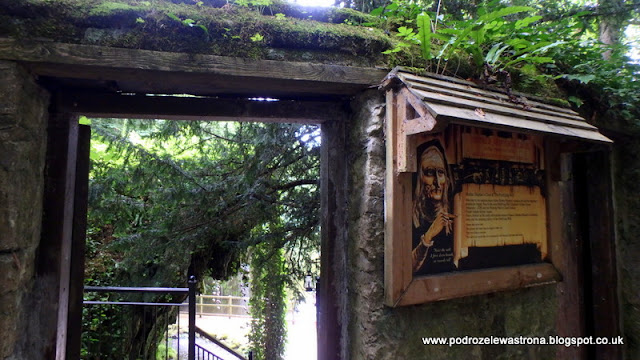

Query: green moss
[88,1,142,16]
[0,0,393,65]
[0,0,598,109]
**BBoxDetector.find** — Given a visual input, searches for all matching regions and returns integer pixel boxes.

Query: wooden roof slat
[425,103,612,143]
[391,70,611,144]
[397,71,579,116]
[411,88,598,131]
[404,80,586,122]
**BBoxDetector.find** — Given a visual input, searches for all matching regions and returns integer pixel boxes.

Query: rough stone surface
[344,90,558,359]
[0,60,49,359]
[0,291,21,359]
[600,126,640,358]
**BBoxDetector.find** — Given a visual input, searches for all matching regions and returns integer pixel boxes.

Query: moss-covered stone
[0,0,393,66]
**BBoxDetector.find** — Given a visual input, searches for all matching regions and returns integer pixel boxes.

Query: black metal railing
[195,343,224,360]
[195,327,247,360]
[83,276,198,360]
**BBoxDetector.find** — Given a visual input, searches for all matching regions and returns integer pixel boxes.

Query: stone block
[0,209,19,252]
[0,291,19,358]
[0,61,48,359]
[0,250,34,295]
[0,254,21,293]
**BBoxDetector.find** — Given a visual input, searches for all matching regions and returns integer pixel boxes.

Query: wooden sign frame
[384,88,561,306]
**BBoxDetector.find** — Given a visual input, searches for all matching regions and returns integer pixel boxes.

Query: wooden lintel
[0,37,388,97]
[59,92,345,123]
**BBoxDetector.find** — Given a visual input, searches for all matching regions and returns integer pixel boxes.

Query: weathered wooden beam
[59,92,345,123]
[582,151,622,360]
[38,104,79,359]
[546,143,587,359]
[0,37,388,97]
[319,119,348,360]
[65,124,90,360]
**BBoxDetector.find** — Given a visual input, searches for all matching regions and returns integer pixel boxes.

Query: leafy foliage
[248,243,287,360]
[372,0,640,127]
[84,118,320,358]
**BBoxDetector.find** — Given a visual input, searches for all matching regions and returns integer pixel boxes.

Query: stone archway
[0,40,388,359]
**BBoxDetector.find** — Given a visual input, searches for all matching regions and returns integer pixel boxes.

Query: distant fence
[182,295,251,317]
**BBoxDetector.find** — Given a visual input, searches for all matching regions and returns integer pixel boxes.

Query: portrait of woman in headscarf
[411,140,457,275]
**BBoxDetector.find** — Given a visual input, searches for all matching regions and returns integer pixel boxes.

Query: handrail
[195,327,247,360]
[83,276,198,360]
[84,285,189,293]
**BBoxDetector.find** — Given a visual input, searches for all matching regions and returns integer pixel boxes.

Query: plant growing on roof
[381,2,566,80]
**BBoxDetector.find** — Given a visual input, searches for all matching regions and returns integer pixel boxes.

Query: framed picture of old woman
[382,69,615,307]
[411,126,551,277]
[381,82,574,306]
[385,122,560,306]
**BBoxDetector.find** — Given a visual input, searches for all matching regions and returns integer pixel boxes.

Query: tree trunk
[598,0,628,59]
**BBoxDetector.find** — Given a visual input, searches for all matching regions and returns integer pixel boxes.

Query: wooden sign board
[384,90,559,306]
[411,126,547,276]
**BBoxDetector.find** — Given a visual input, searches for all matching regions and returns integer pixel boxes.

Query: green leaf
[166,13,181,22]
[431,33,450,42]
[370,6,384,16]
[250,33,264,42]
[530,40,565,54]
[417,13,433,60]
[182,18,195,26]
[470,46,485,66]
[562,74,596,84]
[574,10,592,17]
[397,26,414,37]
[478,6,535,23]
[471,27,486,45]
[526,56,554,63]
[197,24,209,34]
[568,96,584,107]
[485,43,510,65]
[515,15,542,29]
[505,38,530,49]
[484,20,501,30]
[135,17,145,24]
[503,54,552,68]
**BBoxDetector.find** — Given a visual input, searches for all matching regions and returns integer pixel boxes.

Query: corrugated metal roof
[385,69,612,143]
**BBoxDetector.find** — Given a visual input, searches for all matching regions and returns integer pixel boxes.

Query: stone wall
[344,89,558,360]
[604,127,640,358]
[0,61,49,359]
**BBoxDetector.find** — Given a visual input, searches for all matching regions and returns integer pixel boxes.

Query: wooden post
[37,99,79,359]
[546,142,587,360]
[318,119,347,360]
[578,150,622,360]
[65,124,91,359]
